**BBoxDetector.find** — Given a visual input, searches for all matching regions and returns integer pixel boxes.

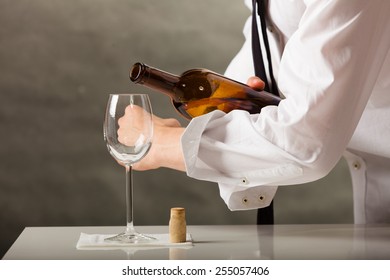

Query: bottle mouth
[129,62,144,83]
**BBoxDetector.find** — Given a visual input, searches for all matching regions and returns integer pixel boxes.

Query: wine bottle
[129,62,281,119]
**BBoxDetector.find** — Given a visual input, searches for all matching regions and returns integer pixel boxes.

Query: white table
[3,224,390,260]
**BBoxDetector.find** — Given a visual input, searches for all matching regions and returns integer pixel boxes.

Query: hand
[118,106,185,171]
[117,104,153,147]
[247,76,265,91]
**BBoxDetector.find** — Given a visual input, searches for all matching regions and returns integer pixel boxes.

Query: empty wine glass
[103,93,154,243]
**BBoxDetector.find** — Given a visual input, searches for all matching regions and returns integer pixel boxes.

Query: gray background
[0,0,353,257]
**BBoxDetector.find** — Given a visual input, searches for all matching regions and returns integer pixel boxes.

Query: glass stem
[125,164,135,234]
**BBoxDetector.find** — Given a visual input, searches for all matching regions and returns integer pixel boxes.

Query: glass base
[104,231,157,244]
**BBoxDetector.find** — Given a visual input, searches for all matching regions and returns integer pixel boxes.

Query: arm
[180,1,390,209]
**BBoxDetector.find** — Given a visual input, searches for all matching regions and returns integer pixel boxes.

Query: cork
[169,207,187,243]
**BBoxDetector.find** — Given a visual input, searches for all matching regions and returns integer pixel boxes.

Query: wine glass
[103,93,155,243]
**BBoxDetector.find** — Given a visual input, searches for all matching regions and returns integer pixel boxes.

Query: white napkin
[76,232,193,250]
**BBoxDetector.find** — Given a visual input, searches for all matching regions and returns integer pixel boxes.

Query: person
[120,0,390,224]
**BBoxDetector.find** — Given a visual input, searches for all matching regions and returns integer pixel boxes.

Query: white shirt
[181,0,390,224]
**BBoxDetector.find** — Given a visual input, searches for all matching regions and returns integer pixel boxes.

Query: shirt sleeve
[181,0,390,210]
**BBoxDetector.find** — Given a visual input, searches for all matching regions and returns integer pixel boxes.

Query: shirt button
[353,161,361,170]
[240,177,249,185]
[258,195,265,201]
[242,197,249,204]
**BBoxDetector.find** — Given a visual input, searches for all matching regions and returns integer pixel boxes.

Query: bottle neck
[130,63,180,98]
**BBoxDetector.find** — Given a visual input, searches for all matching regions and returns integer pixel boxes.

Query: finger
[247,76,265,91]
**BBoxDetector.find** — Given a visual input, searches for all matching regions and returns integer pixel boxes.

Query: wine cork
[169,207,186,243]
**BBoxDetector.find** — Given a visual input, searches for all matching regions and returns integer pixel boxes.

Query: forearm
[156,126,186,171]
[133,125,186,172]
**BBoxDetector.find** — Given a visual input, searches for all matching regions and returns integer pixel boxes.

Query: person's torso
[253,0,390,158]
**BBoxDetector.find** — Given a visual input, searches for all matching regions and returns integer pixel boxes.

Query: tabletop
[3,224,390,260]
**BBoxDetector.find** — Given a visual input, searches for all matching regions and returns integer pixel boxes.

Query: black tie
[252,0,277,224]
[251,0,278,96]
